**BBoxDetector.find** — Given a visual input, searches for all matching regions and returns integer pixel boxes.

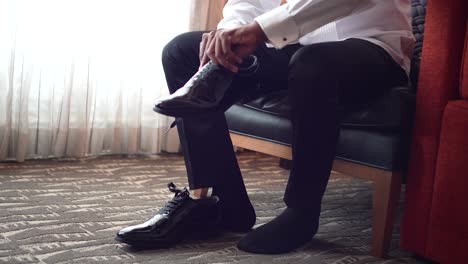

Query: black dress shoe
[115,182,221,247]
[153,55,259,117]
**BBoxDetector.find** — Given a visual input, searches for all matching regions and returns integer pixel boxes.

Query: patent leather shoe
[153,55,259,117]
[115,182,221,247]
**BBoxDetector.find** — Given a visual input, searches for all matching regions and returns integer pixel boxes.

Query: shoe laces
[195,55,258,80]
[193,61,213,80]
[159,182,190,215]
[165,120,177,134]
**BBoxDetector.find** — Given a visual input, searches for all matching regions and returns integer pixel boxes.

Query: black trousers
[162,31,407,210]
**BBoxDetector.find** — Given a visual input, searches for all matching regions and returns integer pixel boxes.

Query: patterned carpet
[0,152,424,264]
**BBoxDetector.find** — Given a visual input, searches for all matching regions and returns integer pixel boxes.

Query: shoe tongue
[174,187,190,199]
[167,182,189,198]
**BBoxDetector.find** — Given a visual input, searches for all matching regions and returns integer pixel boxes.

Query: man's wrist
[248,22,268,44]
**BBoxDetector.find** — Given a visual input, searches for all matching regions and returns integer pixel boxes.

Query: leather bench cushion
[225,104,410,170]
[226,103,293,146]
[238,86,415,131]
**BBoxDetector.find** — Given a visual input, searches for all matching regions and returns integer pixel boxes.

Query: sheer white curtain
[0,0,189,161]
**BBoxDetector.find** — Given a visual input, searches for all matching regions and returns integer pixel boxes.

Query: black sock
[212,185,256,233]
[237,207,319,254]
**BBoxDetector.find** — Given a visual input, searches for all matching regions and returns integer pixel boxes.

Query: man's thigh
[222,43,302,107]
[288,38,408,110]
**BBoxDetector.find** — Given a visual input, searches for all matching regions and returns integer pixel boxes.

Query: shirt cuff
[254,4,300,49]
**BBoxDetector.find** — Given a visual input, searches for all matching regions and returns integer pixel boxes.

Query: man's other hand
[199,22,267,72]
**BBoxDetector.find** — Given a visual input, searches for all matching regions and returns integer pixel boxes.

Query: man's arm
[202,0,374,72]
[199,0,281,71]
[255,0,374,49]
[217,0,282,30]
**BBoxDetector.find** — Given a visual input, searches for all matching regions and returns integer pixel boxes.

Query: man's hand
[199,22,267,72]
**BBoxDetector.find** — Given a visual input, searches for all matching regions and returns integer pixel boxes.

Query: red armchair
[400,0,468,262]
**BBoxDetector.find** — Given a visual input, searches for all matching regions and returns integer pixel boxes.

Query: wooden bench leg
[229,133,405,257]
[371,171,402,257]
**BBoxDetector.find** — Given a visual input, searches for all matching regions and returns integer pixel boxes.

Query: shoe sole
[114,234,179,248]
[114,226,222,247]
[153,105,221,118]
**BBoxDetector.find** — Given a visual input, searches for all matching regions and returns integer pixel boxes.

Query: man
[116,0,414,254]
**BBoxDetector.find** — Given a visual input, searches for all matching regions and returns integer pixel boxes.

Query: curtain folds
[189,0,227,31]
[0,0,188,161]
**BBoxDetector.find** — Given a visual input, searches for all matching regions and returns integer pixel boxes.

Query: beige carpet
[0,152,424,264]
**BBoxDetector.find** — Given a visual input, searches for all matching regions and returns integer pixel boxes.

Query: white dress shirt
[217,0,415,74]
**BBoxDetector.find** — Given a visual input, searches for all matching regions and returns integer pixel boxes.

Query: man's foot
[212,185,257,233]
[219,198,256,233]
[115,182,221,248]
[237,207,319,254]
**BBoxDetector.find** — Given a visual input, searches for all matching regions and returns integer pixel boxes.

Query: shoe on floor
[115,182,221,248]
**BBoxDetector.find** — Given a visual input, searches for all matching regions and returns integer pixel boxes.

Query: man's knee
[162,31,201,67]
[162,31,205,93]
[288,44,342,105]
[288,44,342,82]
